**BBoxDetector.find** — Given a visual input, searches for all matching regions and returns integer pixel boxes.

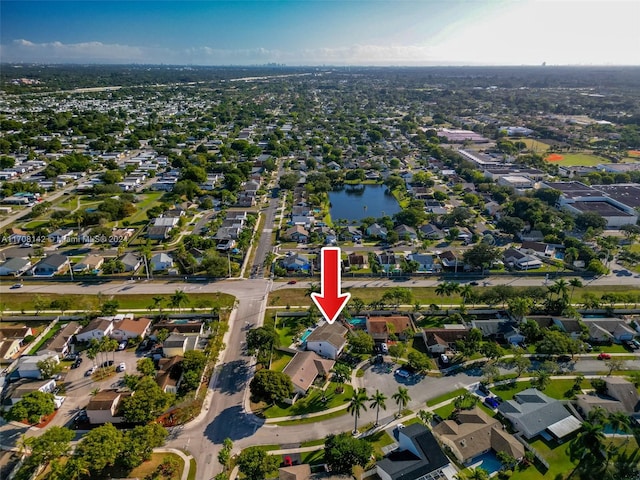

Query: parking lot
[48,346,145,429]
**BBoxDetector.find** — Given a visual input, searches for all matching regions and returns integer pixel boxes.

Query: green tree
[407,351,431,373]
[121,423,168,469]
[604,358,625,376]
[169,289,189,312]
[607,411,631,438]
[507,297,534,322]
[37,357,62,379]
[136,357,156,376]
[249,369,294,404]
[349,297,366,315]
[481,363,500,384]
[510,353,531,377]
[348,330,375,354]
[7,391,55,424]
[332,363,351,393]
[218,438,233,472]
[324,433,373,475]
[26,426,74,465]
[496,451,517,471]
[236,446,280,480]
[369,389,387,427]
[388,343,407,363]
[418,409,433,427]
[122,376,172,423]
[466,467,490,480]
[75,423,124,473]
[347,388,368,433]
[463,243,501,272]
[392,386,411,417]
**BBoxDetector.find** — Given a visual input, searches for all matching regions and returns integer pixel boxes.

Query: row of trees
[347,386,411,433]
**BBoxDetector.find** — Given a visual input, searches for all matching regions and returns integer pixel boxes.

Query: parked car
[597,352,611,360]
[63,354,78,361]
[85,366,97,376]
[484,397,499,408]
[395,369,410,379]
[478,383,490,395]
[287,280,297,284]
[632,340,640,349]
[11,283,22,289]
[440,354,450,365]
[101,360,114,368]
[71,360,81,369]
[118,341,127,351]
[469,281,479,286]
[116,362,126,372]
[380,343,388,354]
[557,355,572,363]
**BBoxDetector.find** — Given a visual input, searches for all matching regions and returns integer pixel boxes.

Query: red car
[597,353,611,360]
[287,280,297,284]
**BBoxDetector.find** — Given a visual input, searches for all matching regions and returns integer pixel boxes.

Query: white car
[116,362,126,373]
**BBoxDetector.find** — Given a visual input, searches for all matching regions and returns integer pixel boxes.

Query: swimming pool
[348,317,367,327]
[300,328,314,342]
[468,451,502,475]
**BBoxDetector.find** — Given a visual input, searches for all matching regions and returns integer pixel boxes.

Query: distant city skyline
[1,1,638,66]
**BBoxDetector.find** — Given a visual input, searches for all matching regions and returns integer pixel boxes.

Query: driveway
[46,346,146,430]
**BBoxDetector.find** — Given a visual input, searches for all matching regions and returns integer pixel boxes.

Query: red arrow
[311,247,351,324]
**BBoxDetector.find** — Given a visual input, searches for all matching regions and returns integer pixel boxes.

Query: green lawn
[187,458,196,480]
[493,379,588,401]
[28,322,63,354]
[522,138,551,153]
[364,430,396,457]
[3,292,235,312]
[433,403,456,419]
[511,437,576,480]
[270,351,294,372]
[262,383,354,418]
[546,152,610,166]
[126,192,165,225]
[300,449,325,465]
[273,315,309,347]
[426,388,468,407]
[275,408,348,426]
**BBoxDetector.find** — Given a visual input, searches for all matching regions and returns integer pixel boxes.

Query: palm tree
[392,386,411,417]
[347,388,368,434]
[569,278,583,304]
[553,279,570,303]
[587,406,608,426]
[332,363,351,393]
[170,289,189,312]
[568,421,606,478]
[462,467,489,480]
[607,411,631,438]
[459,284,474,306]
[304,282,320,298]
[369,390,387,427]
[150,295,165,313]
[418,410,433,428]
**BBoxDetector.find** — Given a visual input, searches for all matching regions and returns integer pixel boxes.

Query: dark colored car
[470,281,479,286]
[484,397,499,408]
[478,383,490,395]
[557,355,571,363]
[101,360,115,368]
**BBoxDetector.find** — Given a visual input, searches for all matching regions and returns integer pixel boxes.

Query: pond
[329,184,401,222]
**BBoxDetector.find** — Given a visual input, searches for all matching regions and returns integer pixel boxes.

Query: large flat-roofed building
[541,181,639,227]
[437,129,489,143]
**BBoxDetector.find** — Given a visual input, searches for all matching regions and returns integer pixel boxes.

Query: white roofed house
[75,318,114,343]
[305,323,348,360]
[150,253,174,271]
[503,248,543,271]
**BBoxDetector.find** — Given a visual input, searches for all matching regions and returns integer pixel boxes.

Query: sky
[1,0,639,66]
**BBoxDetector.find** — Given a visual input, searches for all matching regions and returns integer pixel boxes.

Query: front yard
[258,383,354,419]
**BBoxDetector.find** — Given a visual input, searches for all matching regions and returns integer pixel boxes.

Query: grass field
[270,351,294,372]
[2,292,235,312]
[268,285,640,308]
[522,138,551,153]
[545,152,610,166]
[260,383,354,418]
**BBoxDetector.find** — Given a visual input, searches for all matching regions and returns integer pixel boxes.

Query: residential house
[282,351,335,397]
[407,253,438,273]
[111,317,152,341]
[14,353,59,379]
[394,225,418,242]
[0,258,32,276]
[86,390,128,424]
[433,407,524,465]
[520,241,554,258]
[366,315,413,343]
[497,388,582,439]
[150,253,174,271]
[471,320,525,345]
[280,253,311,272]
[40,322,80,357]
[75,318,114,343]
[153,320,204,337]
[163,333,200,357]
[278,464,311,480]
[155,356,183,394]
[347,253,368,270]
[503,248,543,270]
[4,379,57,406]
[340,226,362,241]
[47,228,74,244]
[120,253,142,272]
[576,377,640,421]
[283,225,309,243]
[72,254,104,273]
[438,251,460,271]
[583,317,635,344]
[305,323,348,360]
[551,317,584,339]
[419,223,444,240]
[31,254,68,277]
[423,326,469,354]
[0,326,33,360]
[366,223,388,239]
[376,424,452,480]
[377,253,400,273]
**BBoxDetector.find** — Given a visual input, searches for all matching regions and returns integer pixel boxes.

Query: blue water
[583,315,608,319]
[555,252,565,260]
[173,320,188,324]
[470,451,502,475]
[300,328,313,342]
[329,184,401,222]
[349,317,367,327]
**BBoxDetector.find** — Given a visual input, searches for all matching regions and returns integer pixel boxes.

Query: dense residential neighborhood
[1,62,640,480]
